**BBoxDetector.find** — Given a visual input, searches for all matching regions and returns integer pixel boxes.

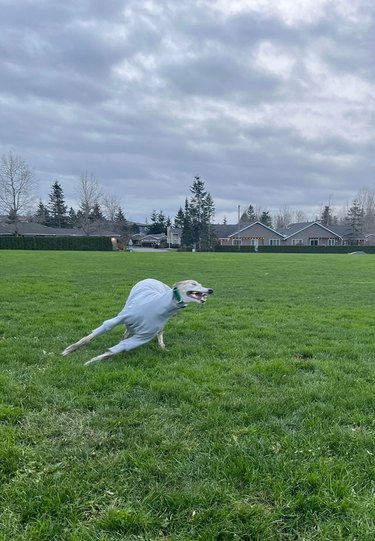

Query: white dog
[62,278,213,365]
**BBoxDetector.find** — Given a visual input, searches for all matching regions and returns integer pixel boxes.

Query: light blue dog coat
[91,279,186,354]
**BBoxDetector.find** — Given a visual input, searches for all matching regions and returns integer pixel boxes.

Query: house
[166,226,182,247]
[279,222,365,246]
[215,221,284,247]
[129,228,182,249]
[214,221,368,247]
[138,233,167,248]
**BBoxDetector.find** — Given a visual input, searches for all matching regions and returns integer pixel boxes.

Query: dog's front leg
[84,350,114,366]
[62,333,95,356]
[157,331,165,349]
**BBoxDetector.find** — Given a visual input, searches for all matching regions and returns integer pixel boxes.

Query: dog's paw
[84,351,113,366]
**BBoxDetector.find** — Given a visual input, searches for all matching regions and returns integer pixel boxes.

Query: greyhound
[62,278,213,365]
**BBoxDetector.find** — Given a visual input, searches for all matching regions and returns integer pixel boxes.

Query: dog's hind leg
[62,314,124,357]
[157,330,165,349]
[84,350,114,366]
[62,333,96,356]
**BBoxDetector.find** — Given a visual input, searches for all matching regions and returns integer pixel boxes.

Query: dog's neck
[173,287,186,307]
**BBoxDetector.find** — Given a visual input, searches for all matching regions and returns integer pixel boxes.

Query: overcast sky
[1,0,374,223]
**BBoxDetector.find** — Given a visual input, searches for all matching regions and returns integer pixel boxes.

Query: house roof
[212,224,239,238]
[279,221,362,239]
[141,233,167,240]
[0,222,120,237]
[228,221,285,238]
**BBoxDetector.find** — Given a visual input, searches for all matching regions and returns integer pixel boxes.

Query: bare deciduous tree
[274,205,293,229]
[76,172,102,235]
[102,192,122,222]
[356,187,375,233]
[0,151,37,234]
[294,210,307,223]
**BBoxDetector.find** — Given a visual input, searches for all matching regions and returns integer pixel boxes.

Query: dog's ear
[172,280,186,288]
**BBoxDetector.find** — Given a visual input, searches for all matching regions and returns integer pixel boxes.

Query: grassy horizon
[0,250,374,540]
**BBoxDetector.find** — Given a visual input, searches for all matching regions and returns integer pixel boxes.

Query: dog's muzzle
[187,288,213,303]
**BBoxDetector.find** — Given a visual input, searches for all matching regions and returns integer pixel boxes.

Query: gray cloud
[0,0,374,223]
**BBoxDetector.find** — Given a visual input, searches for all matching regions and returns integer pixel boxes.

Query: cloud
[0,0,374,224]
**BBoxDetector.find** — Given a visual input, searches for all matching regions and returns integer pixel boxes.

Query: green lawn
[0,250,374,540]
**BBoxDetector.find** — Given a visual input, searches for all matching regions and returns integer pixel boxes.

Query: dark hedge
[0,236,113,251]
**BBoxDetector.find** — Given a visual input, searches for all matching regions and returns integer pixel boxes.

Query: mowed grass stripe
[0,251,374,540]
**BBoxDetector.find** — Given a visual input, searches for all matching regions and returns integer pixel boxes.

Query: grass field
[0,250,374,540]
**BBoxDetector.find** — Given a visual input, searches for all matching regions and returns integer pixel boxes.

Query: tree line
[0,150,372,248]
[238,199,366,235]
[0,152,217,248]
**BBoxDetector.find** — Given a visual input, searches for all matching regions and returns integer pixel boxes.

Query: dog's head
[173,279,213,305]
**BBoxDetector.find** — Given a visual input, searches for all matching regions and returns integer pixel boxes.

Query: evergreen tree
[174,207,185,229]
[48,181,68,228]
[240,204,257,223]
[200,192,216,249]
[346,199,364,244]
[181,176,215,250]
[114,207,126,223]
[320,205,333,227]
[34,200,50,225]
[67,207,77,228]
[260,210,273,228]
[89,202,105,222]
[147,210,168,234]
[181,198,194,248]
[114,207,128,234]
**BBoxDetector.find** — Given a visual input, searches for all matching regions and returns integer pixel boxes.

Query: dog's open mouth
[187,291,209,303]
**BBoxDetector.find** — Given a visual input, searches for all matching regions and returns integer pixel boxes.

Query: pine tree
[34,200,50,225]
[67,207,77,227]
[114,207,126,223]
[346,199,364,244]
[320,205,333,227]
[181,198,193,248]
[48,181,68,228]
[200,192,216,249]
[147,210,168,234]
[174,207,185,228]
[240,204,257,223]
[260,210,272,228]
[181,176,215,250]
[89,202,105,222]
[114,207,128,234]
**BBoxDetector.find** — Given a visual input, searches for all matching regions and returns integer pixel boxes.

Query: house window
[310,239,319,246]
[292,239,303,245]
[327,238,336,246]
[232,238,242,246]
[269,239,280,246]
